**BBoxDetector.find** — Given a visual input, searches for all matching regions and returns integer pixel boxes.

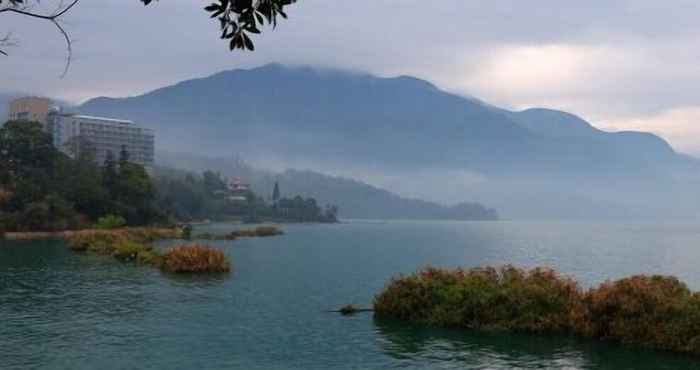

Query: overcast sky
[2,0,700,156]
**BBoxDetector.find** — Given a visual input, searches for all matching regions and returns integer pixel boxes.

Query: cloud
[602,107,700,156]
[1,0,700,155]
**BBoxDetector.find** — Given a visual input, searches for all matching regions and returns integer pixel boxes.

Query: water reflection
[373,318,700,369]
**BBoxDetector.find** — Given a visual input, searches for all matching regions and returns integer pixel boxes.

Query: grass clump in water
[374,266,581,333]
[574,275,700,355]
[228,225,284,238]
[375,266,700,356]
[252,226,284,237]
[194,226,284,240]
[66,229,131,254]
[161,245,231,274]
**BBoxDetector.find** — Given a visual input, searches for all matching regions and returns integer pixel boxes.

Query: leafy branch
[1,0,297,76]
[142,0,297,51]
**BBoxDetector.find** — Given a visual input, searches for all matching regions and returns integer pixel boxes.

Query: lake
[2,221,700,369]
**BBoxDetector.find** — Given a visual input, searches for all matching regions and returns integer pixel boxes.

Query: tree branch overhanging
[1,0,297,76]
[0,0,80,77]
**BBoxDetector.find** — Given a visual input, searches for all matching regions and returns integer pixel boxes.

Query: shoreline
[1,227,180,242]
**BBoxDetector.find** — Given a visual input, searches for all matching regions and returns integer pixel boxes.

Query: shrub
[182,224,193,240]
[95,215,126,230]
[112,240,150,262]
[136,249,163,267]
[374,266,582,333]
[254,226,284,237]
[227,226,284,239]
[65,228,178,254]
[574,275,700,355]
[66,229,131,253]
[125,227,182,242]
[376,267,700,356]
[161,245,231,273]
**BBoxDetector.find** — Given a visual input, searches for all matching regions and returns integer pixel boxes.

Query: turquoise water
[2,221,700,369]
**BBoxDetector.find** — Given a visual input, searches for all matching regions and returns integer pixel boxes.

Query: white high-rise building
[51,113,155,168]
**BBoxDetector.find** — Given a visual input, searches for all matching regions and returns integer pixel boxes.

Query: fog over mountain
[157,152,498,221]
[75,64,700,220]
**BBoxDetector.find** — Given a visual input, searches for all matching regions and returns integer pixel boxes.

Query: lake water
[2,221,700,369]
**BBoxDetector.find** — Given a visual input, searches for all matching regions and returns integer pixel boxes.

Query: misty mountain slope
[157,152,498,220]
[80,64,690,177]
[78,64,700,219]
[79,64,541,173]
[506,108,602,138]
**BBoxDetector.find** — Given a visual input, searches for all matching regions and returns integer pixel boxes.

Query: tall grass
[161,245,231,273]
[66,229,228,274]
[374,266,581,333]
[374,266,700,355]
[574,275,700,354]
[194,226,284,240]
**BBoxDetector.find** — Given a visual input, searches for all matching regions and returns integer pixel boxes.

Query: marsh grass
[194,225,284,240]
[161,245,231,273]
[375,266,700,355]
[66,229,228,274]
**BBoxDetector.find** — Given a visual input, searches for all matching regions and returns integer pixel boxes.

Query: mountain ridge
[41,64,700,218]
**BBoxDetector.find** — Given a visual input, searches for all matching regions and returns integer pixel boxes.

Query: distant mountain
[80,64,692,176]
[506,108,601,138]
[157,152,498,221]
[78,64,700,219]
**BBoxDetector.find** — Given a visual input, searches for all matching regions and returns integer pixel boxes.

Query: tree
[102,150,118,196]
[0,121,55,184]
[203,170,227,195]
[0,121,57,210]
[272,181,280,205]
[0,0,297,74]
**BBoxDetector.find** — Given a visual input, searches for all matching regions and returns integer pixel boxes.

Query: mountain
[79,64,700,219]
[157,152,498,221]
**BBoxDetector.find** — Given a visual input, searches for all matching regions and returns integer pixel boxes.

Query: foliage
[265,196,338,223]
[161,245,231,273]
[154,167,339,224]
[574,275,700,355]
[374,266,581,333]
[0,121,163,231]
[252,225,283,237]
[139,0,296,51]
[66,229,131,253]
[1,0,296,59]
[193,225,283,240]
[65,228,180,253]
[182,224,193,240]
[375,266,700,355]
[13,194,86,232]
[229,225,284,238]
[112,240,150,262]
[95,214,127,230]
[65,228,178,268]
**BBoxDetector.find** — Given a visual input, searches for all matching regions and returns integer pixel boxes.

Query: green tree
[102,150,118,196]
[0,121,57,210]
[203,170,227,195]
[115,162,158,225]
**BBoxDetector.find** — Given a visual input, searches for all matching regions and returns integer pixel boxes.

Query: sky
[2,0,700,156]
